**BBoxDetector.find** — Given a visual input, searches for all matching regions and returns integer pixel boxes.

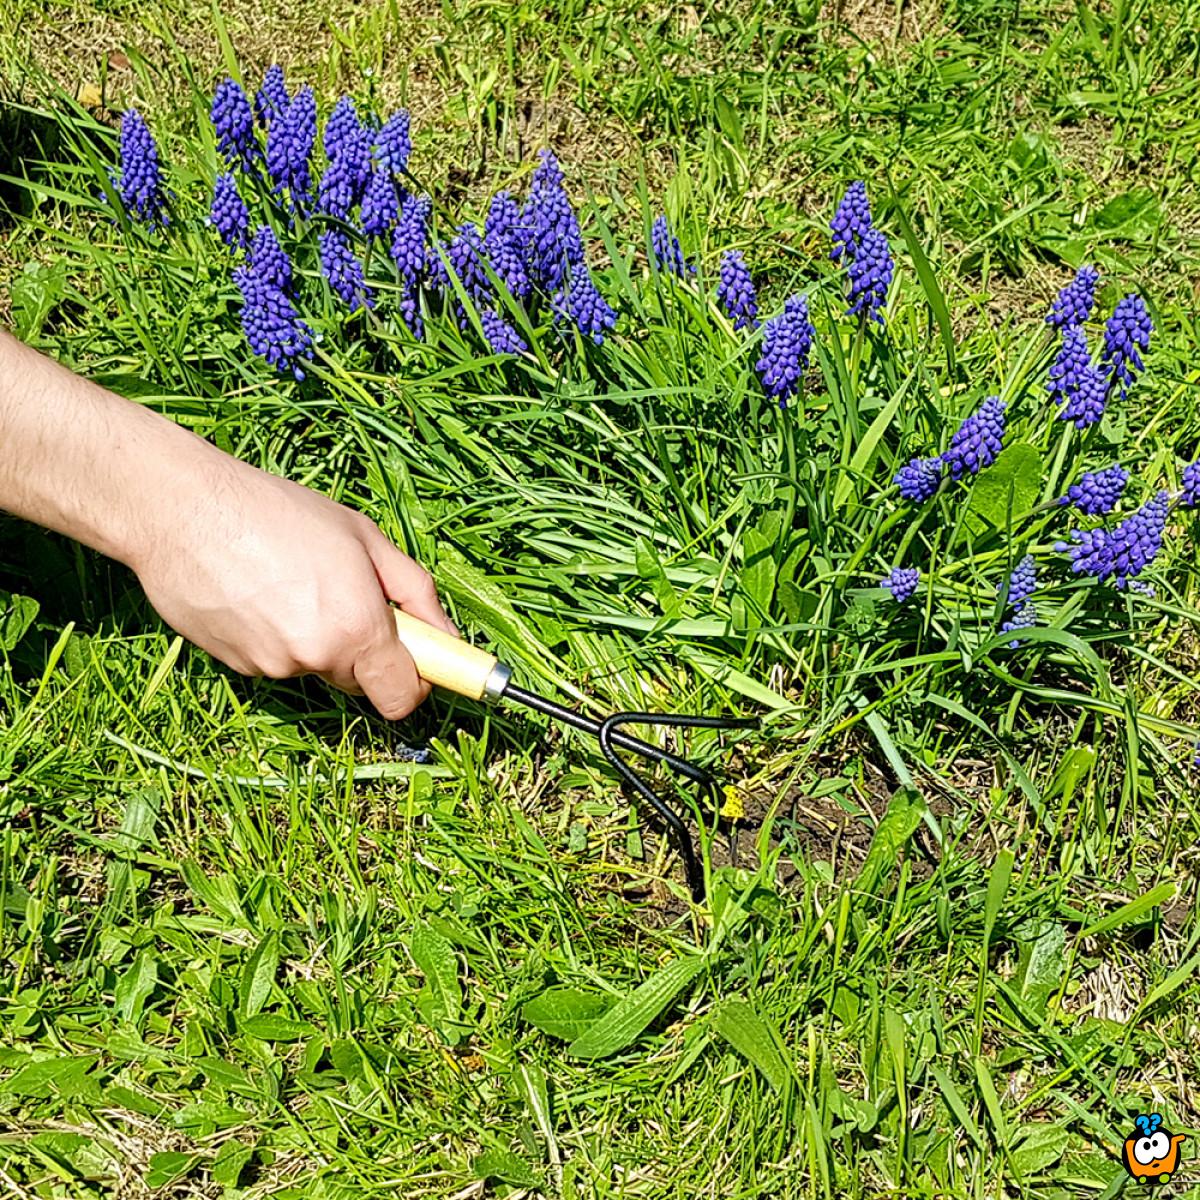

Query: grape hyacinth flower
[830,181,872,260]
[232,266,313,381]
[266,84,317,210]
[998,555,1038,646]
[554,269,617,345]
[1046,265,1100,329]
[1058,465,1129,516]
[846,226,893,322]
[881,566,919,604]
[480,308,527,355]
[717,250,758,331]
[112,109,168,227]
[1048,327,1107,428]
[1002,600,1038,646]
[484,192,531,300]
[359,168,400,239]
[440,223,492,305]
[211,78,256,170]
[755,294,815,410]
[524,150,585,294]
[375,110,412,175]
[318,229,373,311]
[1101,294,1153,398]
[210,173,250,250]
[651,215,690,277]
[318,96,372,218]
[1056,490,1170,589]
[894,455,945,503]
[1181,461,1200,508]
[255,64,289,127]
[249,225,292,292]
[390,192,431,283]
[941,396,1006,479]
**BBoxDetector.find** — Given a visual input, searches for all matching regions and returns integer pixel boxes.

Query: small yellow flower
[720,784,745,821]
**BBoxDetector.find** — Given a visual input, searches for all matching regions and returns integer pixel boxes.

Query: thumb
[363,525,458,636]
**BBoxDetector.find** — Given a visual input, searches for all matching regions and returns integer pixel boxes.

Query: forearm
[0,328,235,570]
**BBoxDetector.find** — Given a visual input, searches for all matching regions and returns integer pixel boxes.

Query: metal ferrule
[483,661,512,702]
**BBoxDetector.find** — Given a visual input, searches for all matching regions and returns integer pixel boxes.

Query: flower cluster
[942,396,1006,480]
[1058,465,1128,516]
[250,225,292,292]
[319,229,373,312]
[211,78,256,170]
[1046,265,1099,329]
[831,181,892,322]
[484,192,531,300]
[1048,327,1107,428]
[1056,491,1170,590]
[1101,294,1153,398]
[881,567,919,604]
[999,555,1038,646]
[895,456,944,503]
[360,168,400,240]
[111,109,168,227]
[1182,461,1200,509]
[210,173,249,249]
[524,151,585,293]
[266,84,317,210]
[554,269,617,345]
[318,96,372,219]
[756,295,814,409]
[651,215,691,277]
[375,110,412,175]
[255,64,289,127]
[717,250,758,331]
[232,264,313,381]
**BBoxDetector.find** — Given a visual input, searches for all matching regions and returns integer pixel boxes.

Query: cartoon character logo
[1123,1113,1186,1185]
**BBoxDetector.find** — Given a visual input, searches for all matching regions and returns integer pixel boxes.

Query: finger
[316,667,365,696]
[362,525,459,636]
[353,626,433,721]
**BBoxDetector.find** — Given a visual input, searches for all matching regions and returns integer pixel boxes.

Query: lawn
[2,0,1200,1197]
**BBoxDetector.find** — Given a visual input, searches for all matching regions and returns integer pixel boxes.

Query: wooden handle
[392,608,508,701]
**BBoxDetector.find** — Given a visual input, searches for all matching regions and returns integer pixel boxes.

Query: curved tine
[599,715,705,902]
[603,711,760,786]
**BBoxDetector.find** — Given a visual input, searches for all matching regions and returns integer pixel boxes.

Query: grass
[2,0,1200,1196]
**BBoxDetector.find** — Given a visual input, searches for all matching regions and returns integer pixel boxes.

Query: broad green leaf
[712,1000,792,1092]
[835,386,905,508]
[739,528,776,619]
[2,1054,100,1100]
[1011,1123,1070,1174]
[238,931,279,1019]
[965,443,1043,532]
[857,788,925,894]
[240,1014,315,1042]
[211,1140,254,1187]
[410,922,462,1027]
[0,591,39,652]
[984,849,1015,943]
[473,1148,542,1188]
[521,987,614,1041]
[568,955,704,1059]
[635,536,682,617]
[1016,922,1066,1015]
[145,1152,197,1189]
[114,948,158,1025]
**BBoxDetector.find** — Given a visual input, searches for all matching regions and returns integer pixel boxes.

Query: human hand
[130,451,456,720]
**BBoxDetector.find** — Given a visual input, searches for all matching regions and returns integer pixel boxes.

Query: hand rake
[393,610,758,900]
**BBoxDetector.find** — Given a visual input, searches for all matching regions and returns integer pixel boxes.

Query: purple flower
[375,110,412,175]
[847,227,893,322]
[211,78,256,170]
[1046,265,1099,329]
[399,285,423,339]
[439,222,491,304]
[318,96,372,218]
[266,84,316,209]
[1001,600,1038,646]
[554,269,616,345]
[881,566,919,603]
[210,173,249,249]
[894,455,944,503]
[1182,461,1200,508]
[717,250,758,331]
[390,192,431,283]
[113,109,167,227]
[1001,554,1037,606]
[942,396,1006,479]
[254,64,289,127]
[484,191,532,299]
[830,181,872,260]
[1055,490,1170,589]
[1101,293,1152,397]
[755,294,815,409]
[480,308,527,355]
[319,229,373,311]
[233,265,313,381]
[1057,465,1128,516]
[249,225,292,292]
[1048,326,1107,428]
[360,168,400,239]
[652,214,690,277]
[524,150,585,293]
